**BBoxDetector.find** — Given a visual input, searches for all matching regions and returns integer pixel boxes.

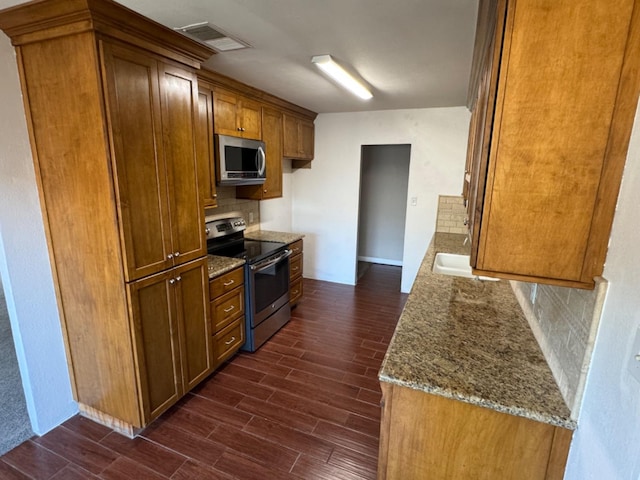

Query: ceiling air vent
[174,22,250,52]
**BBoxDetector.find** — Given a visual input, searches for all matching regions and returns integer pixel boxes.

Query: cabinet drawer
[211,286,244,332]
[290,253,303,281]
[214,318,244,365]
[289,239,303,256]
[290,276,303,305]
[209,266,244,298]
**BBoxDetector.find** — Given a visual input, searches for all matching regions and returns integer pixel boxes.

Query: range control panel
[204,216,246,240]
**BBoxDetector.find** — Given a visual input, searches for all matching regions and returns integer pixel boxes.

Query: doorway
[356,144,411,284]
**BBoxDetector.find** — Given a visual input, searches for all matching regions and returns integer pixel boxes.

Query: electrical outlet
[629,327,640,385]
[530,283,538,305]
[411,197,417,206]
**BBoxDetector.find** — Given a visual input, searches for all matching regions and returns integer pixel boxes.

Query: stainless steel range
[205,216,291,352]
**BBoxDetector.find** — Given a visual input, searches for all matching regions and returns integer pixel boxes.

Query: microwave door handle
[256,146,266,176]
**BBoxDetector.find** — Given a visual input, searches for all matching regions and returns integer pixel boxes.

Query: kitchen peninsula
[378,232,574,479]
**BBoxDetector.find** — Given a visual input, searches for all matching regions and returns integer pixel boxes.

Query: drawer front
[290,253,303,281]
[290,276,303,305]
[209,266,244,298]
[289,239,303,256]
[214,318,245,365]
[211,286,244,332]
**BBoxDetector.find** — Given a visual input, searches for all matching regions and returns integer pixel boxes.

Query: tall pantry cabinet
[0,0,216,434]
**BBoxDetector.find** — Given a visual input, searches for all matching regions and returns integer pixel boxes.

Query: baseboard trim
[357,256,402,267]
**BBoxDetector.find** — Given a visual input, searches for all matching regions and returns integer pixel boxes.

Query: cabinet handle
[223,279,235,287]
[292,266,299,272]
[293,248,300,253]
[223,305,235,313]
[224,336,236,345]
[174,251,180,257]
[167,253,174,260]
[169,278,176,285]
[176,276,181,282]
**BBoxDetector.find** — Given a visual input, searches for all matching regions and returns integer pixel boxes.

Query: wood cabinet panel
[209,266,244,298]
[102,41,172,281]
[214,318,245,365]
[128,269,180,423]
[283,113,314,162]
[288,239,303,306]
[160,63,206,266]
[213,87,262,140]
[211,286,245,331]
[237,106,283,200]
[175,260,213,392]
[378,382,571,480]
[196,85,217,207]
[466,0,640,288]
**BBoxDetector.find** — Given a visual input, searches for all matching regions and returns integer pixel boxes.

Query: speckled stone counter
[245,230,304,244]
[379,232,575,429]
[207,255,245,279]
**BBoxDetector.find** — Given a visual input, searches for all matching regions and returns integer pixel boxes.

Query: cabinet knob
[174,251,180,257]
[176,276,181,282]
[169,278,175,285]
[263,189,267,193]
[167,253,174,260]
[463,218,469,226]
[213,193,218,198]
[205,228,210,235]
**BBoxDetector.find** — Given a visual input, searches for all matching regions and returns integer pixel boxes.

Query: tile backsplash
[436,195,467,234]
[204,186,260,233]
[511,279,607,418]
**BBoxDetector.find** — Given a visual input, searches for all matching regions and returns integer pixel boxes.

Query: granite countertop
[379,232,575,429]
[245,230,304,244]
[207,255,245,279]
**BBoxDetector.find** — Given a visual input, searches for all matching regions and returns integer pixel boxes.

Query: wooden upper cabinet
[159,63,206,266]
[196,85,218,207]
[213,87,262,140]
[283,113,314,161]
[467,0,640,289]
[102,42,205,281]
[237,106,283,200]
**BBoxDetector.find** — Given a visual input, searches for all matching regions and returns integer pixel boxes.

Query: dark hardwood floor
[0,264,407,480]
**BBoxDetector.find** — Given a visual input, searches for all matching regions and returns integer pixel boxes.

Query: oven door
[249,249,292,326]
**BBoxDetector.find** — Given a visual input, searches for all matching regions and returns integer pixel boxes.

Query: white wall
[564,104,640,479]
[291,108,470,292]
[358,144,410,265]
[0,33,77,434]
[260,159,293,232]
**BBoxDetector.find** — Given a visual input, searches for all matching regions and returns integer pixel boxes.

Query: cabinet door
[174,258,213,392]
[237,106,283,199]
[101,42,173,281]
[238,96,262,140]
[298,118,314,160]
[282,113,299,158]
[212,87,240,136]
[196,85,217,207]
[159,63,206,266]
[128,270,181,423]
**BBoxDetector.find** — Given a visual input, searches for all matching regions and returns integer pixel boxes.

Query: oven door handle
[250,249,292,272]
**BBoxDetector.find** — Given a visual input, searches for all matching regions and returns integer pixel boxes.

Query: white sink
[432,253,499,281]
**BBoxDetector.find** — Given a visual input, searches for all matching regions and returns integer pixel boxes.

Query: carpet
[0,277,33,455]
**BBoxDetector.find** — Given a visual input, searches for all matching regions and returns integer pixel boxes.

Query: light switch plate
[629,327,640,385]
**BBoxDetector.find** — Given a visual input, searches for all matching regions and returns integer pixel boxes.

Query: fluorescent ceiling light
[311,54,373,100]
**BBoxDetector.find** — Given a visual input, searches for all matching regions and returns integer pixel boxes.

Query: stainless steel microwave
[215,134,266,186]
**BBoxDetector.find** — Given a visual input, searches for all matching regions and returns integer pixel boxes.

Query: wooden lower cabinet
[128,258,212,423]
[378,382,572,480]
[210,266,246,368]
[289,240,303,305]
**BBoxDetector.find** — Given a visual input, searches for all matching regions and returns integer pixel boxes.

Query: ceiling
[1,0,480,114]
